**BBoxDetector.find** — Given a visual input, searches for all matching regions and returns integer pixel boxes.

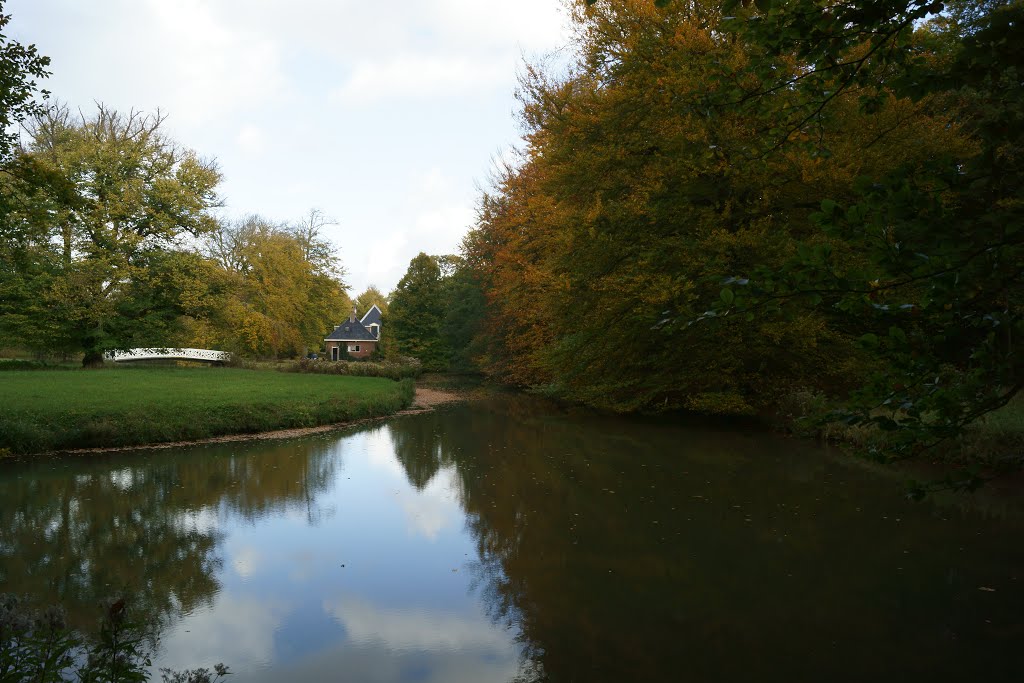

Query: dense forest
[451,0,1021,469]
[1,0,1020,466]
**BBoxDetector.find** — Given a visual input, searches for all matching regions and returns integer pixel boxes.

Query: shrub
[0,594,229,683]
[287,356,422,381]
[0,360,67,371]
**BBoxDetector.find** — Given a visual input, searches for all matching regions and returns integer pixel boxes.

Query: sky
[6,0,573,295]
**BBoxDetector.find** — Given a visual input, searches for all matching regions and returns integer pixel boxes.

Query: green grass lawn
[0,366,414,453]
[958,394,1024,468]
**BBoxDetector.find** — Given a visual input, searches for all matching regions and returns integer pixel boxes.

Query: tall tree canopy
[700,0,1024,462]
[389,253,450,370]
[0,0,49,161]
[388,253,486,371]
[353,285,389,320]
[198,214,350,358]
[2,103,222,365]
[465,0,1017,465]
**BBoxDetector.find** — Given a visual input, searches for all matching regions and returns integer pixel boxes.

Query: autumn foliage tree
[467,0,966,413]
[353,285,389,319]
[700,0,1024,466]
[198,215,350,358]
[465,0,1018,467]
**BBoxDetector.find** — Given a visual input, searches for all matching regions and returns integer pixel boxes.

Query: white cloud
[347,167,474,289]
[157,594,286,672]
[423,0,569,51]
[236,124,268,156]
[363,230,410,289]
[333,55,510,105]
[412,204,476,253]
[412,167,453,199]
[147,0,285,119]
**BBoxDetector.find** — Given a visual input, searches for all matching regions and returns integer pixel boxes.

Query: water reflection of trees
[389,416,445,490]
[387,398,1024,682]
[0,440,339,633]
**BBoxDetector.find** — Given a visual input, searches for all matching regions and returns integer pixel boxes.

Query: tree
[0,0,50,161]
[0,0,61,284]
[389,253,450,370]
[353,285,389,319]
[441,258,486,373]
[3,103,222,365]
[290,208,346,281]
[695,0,1024,469]
[201,214,349,357]
[466,0,968,415]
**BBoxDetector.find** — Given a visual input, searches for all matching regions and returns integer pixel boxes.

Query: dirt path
[50,386,466,456]
[409,386,465,410]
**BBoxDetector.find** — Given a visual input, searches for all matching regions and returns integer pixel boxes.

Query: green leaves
[0,1,51,160]
[390,253,453,371]
[858,333,879,348]
[3,103,225,363]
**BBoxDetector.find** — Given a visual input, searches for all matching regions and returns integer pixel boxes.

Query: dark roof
[325,319,378,342]
[360,304,383,328]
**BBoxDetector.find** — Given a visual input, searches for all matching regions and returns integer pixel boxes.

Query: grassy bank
[778,390,1024,472]
[0,366,415,454]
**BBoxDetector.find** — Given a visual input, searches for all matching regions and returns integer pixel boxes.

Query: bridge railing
[104,348,232,363]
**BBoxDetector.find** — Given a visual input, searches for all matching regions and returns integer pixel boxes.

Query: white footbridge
[104,348,232,364]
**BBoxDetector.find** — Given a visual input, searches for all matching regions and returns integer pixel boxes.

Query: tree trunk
[82,350,105,368]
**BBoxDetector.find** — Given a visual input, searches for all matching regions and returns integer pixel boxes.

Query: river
[1,396,1021,682]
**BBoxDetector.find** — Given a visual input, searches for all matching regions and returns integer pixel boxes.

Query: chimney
[349,307,357,323]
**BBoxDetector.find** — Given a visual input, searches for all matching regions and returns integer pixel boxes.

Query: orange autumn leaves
[463,0,971,413]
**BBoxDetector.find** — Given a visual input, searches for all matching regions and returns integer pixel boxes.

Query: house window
[331,346,339,361]
[348,345,360,352]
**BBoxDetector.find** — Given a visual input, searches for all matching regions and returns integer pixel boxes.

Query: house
[324,304,383,360]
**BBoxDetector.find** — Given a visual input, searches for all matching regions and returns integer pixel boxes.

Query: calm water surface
[1,397,1022,681]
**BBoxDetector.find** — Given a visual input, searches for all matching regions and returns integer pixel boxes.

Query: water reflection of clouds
[108,467,136,491]
[151,423,523,681]
[286,548,318,582]
[401,468,460,541]
[247,641,522,683]
[323,595,512,653]
[309,595,522,683]
[231,544,261,579]
[360,425,461,542]
[174,506,221,535]
[157,594,287,673]
[364,426,407,479]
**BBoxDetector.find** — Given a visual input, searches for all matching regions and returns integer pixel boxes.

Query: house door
[331,346,339,361]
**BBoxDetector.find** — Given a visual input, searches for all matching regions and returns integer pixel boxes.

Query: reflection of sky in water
[155,424,521,682]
